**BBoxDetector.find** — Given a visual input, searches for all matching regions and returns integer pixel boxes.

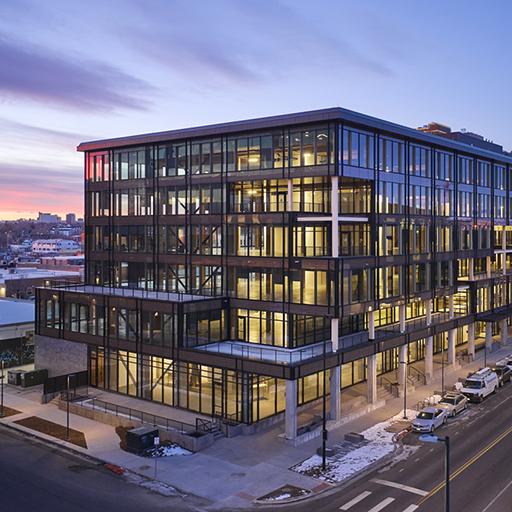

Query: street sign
[419,434,440,443]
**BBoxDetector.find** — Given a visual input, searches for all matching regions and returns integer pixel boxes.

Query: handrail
[409,365,427,385]
[70,396,195,433]
[378,375,400,398]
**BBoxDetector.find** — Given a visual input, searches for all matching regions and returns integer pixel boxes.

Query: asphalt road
[0,426,205,512]
[284,382,512,512]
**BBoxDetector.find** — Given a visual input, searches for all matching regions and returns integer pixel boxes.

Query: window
[378,181,405,214]
[379,137,405,173]
[343,128,374,168]
[494,165,506,191]
[409,145,431,177]
[114,149,147,180]
[458,156,473,184]
[435,151,453,181]
[477,161,491,187]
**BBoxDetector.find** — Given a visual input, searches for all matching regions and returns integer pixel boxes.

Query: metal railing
[46,283,215,303]
[409,365,427,385]
[71,396,195,433]
[378,375,399,398]
[195,340,334,365]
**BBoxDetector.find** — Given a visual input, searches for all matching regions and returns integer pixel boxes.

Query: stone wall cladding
[35,334,87,377]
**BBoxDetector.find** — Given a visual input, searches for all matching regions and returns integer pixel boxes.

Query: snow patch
[292,410,416,484]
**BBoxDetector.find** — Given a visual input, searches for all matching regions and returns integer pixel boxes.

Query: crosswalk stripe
[401,505,419,512]
[371,478,429,496]
[339,490,372,510]
[367,497,395,512]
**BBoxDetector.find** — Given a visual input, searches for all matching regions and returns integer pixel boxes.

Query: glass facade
[36,110,512,426]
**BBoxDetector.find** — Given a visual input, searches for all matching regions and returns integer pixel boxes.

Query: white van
[461,367,499,402]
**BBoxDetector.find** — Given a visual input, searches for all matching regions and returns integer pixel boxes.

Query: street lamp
[399,358,407,420]
[66,374,74,440]
[441,339,445,395]
[0,360,4,418]
[419,434,450,512]
[321,335,327,470]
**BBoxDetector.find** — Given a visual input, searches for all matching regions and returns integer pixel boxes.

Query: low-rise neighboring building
[0,298,34,367]
[0,267,82,299]
[31,239,80,255]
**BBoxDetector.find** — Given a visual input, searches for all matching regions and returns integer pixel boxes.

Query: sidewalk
[1,345,510,510]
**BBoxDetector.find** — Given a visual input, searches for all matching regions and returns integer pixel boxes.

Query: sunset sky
[1,0,511,220]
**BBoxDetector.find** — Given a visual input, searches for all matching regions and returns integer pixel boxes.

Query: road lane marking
[339,491,372,510]
[481,476,512,512]
[371,479,428,497]
[417,422,512,506]
[401,506,418,512]
[367,497,395,512]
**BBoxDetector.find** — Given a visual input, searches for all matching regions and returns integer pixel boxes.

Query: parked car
[412,407,448,433]
[460,367,499,402]
[496,356,512,372]
[491,365,512,387]
[437,392,468,417]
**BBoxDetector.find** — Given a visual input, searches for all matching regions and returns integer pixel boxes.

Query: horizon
[1,0,511,220]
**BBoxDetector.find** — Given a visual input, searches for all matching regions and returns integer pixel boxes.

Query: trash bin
[20,369,48,388]
[8,370,25,386]
[125,426,159,454]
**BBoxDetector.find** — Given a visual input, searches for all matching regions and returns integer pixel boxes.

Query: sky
[0,0,511,220]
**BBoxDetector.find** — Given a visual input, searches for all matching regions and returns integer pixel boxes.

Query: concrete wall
[35,334,87,377]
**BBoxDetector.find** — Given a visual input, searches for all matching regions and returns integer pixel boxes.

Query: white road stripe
[367,497,395,512]
[339,490,372,510]
[401,506,419,512]
[371,478,429,497]
[481,476,512,512]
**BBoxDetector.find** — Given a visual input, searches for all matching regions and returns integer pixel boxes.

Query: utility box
[8,370,25,386]
[125,426,159,454]
[20,369,48,388]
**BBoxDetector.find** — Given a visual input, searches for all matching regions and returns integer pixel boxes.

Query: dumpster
[125,426,159,454]
[8,370,25,386]
[20,369,48,388]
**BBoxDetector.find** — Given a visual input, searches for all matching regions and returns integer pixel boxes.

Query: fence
[71,396,195,434]
[43,370,88,395]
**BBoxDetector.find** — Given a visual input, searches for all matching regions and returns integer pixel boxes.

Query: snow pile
[292,410,415,483]
[144,443,192,458]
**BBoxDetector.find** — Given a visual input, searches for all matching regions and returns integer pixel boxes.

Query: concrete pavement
[1,344,511,510]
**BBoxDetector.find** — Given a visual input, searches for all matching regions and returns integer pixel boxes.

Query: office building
[35,108,512,439]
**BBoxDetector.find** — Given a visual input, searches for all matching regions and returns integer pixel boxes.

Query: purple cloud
[0,35,155,111]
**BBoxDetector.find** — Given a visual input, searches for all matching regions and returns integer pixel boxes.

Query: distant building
[37,212,61,223]
[31,239,80,255]
[66,213,77,224]
[418,122,506,154]
[0,267,82,299]
[0,298,35,368]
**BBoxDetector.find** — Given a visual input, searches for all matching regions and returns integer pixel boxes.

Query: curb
[0,419,191,500]
[253,439,406,507]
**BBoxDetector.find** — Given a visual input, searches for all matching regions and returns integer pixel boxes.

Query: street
[0,426,205,512]
[284,380,512,512]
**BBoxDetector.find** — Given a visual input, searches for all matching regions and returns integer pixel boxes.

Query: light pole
[441,339,445,394]
[399,358,407,419]
[0,360,4,418]
[419,434,450,512]
[66,374,73,440]
[321,335,327,471]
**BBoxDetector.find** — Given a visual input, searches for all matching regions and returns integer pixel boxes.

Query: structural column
[368,309,375,342]
[425,336,434,383]
[329,317,341,420]
[486,256,492,278]
[399,304,406,333]
[501,319,508,346]
[285,379,297,440]
[367,354,378,404]
[331,176,339,260]
[485,322,493,353]
[447,329,456,367]
[287,178,293,212]
[330,366,341,421]
[467,323,476,360]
